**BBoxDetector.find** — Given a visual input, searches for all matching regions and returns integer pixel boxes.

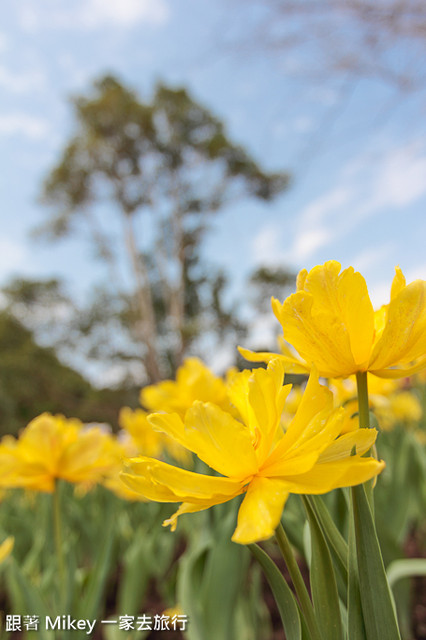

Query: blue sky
[1,0,426,325]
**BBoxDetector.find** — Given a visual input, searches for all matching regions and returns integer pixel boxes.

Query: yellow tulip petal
[120,407,163,458]
[0,444,21,487]
[278,369,334,451]
[149,409,221,470]
[390,266,406,300]
[148,413,189,450]
[232,477,289,544]
[281,457,385,494]
[371,358,426,378]
[296,268,308,290]
[120,471,187,503]
[318,429,377,463]
[184,402,258,478]
[277,336,309,365]
[373,305,387,344]
[141,380,178,413]
[237,346,309,374]
[60,429,108,479]
[176,358,228,403]
[302,260,342,309]
[261,450,319,477]
[11,470,55,493]
[226,369,253,431]
[163,498,234,531]
[301,262,374,367]
[390,391,422,423]
[369,280,426,371]
[336,267,375,366]
[274,291,355,377]
[122,457,244,501]
[248,360,291,461]
[264,408,344,476]
[141,358,231,416]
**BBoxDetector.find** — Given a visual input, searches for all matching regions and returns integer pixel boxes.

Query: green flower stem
[355,370,375,506]
[275,522,323,640]
[53,480,66,610]
[352,369,401,638]
[355,371,370,429]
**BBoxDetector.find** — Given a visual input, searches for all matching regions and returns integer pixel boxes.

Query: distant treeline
[0,312,139,436]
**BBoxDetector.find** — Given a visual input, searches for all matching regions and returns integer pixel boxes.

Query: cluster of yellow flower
[121,261,426,543]
[0,411,184,501]
[1,261,424,548]
[0,414,114,493]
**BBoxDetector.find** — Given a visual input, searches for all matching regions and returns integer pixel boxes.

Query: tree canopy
[37,75,290,382]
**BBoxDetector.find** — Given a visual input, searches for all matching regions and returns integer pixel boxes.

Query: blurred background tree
[228,0,426,178]
[32,75,289,384]
[249,266,295,313]
[0,311,137,436]
[234,0,426,89]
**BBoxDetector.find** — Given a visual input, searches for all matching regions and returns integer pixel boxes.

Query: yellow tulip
[240,261,426,379]
[119,407,192,466]
[329,375,423,432]
[121,360,384,545]
[0,414,115,493]
[120,407,168,458]
[101,432,148,501]
[140,357,234,417]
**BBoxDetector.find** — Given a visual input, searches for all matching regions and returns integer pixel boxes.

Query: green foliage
[249,266,296,312]
[177,503,265,640]
[0,487,182,640]
[0,312,137,436]
[0,313,89,436]
[303,498,343,640]
[350,484,401,640]
[249,543,302,640]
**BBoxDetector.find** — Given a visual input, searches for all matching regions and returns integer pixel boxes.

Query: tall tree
[38,75,289,382]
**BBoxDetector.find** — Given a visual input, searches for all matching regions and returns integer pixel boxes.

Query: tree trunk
[122,212,162,383]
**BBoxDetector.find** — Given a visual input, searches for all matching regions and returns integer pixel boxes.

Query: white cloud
[351,244,394,273]
[0,114,50,139]
[81,0,170,28]
[252,187,352,268]
[290,227,333,260]
[340,140,426,216]
[279,139,426,269]
[368,281,391,308]
[298,186,352,227]
[405,263,426,282]
[284,187,352,263]
[20,0,170,32]
[372,144,426,209]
